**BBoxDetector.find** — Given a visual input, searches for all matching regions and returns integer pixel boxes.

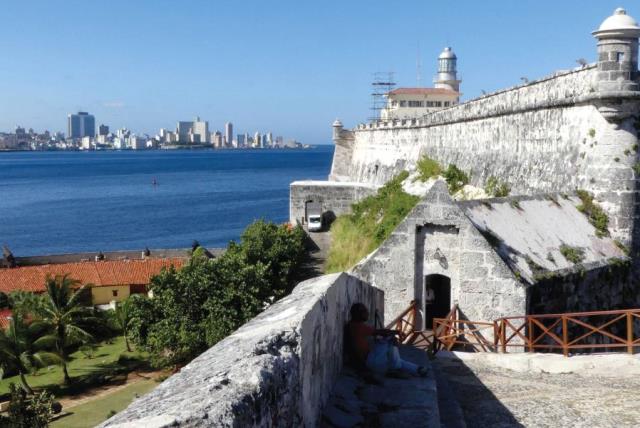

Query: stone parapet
[101,273,383,427]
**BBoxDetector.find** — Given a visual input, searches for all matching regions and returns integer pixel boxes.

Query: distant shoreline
[0,146,327,153]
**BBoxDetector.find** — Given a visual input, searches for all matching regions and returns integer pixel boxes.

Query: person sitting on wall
[346,303,427,377]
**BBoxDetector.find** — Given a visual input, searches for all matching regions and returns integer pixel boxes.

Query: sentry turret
[593,7,640,92]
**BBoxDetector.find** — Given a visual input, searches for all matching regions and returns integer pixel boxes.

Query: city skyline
[0,1,634,144]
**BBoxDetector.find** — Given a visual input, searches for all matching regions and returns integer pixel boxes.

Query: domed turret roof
[593,8,640,37]
[332,119,343,127]
[438,47,457,60]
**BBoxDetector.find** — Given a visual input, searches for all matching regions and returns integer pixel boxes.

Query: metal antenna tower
[369,71,396,122]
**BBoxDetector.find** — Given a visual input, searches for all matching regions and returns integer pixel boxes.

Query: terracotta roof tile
[0,259,184,294]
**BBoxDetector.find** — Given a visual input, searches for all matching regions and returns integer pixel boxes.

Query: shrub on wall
[325,171,419,273]
[443,164,470,193]
[484,176,511,197]
[415,156,442,182]
[575,190,609,237]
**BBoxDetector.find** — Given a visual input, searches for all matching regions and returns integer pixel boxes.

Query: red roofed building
[0,259,183,306]
[380,47,461,120]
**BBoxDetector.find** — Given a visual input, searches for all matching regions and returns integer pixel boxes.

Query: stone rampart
[289,180,378,225]
[101,272,383,427]
[332,65,640,252]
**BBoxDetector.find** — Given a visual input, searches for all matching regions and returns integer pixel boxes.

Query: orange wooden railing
[387,302,640,357]
[495,308,640,356]
[385,300,419,343]
[434,314,496,352]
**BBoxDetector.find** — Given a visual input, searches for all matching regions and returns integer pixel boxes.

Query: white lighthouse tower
[434,47,461,92]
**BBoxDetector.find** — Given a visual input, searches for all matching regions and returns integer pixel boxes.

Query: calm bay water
[0,147,333,256]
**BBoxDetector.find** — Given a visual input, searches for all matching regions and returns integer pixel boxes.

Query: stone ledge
[101,273,384,427]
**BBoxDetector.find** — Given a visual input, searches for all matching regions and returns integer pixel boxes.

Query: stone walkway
[321,346,439,428]
[435,354,640,428]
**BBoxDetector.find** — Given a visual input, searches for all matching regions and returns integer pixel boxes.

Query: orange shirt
[348,321,375,361]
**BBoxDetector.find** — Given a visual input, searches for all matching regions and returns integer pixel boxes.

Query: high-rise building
[177,117,209,143]
[266,132,273,148]
[254,132,262,148]
[192,117,209,143]
[212,131,223,148]
[237,134,245,147]
[98,124,109,136]
[67,112,95,139]
[225,122,233,146]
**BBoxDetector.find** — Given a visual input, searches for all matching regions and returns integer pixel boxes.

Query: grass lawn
[50,379,157,428]
[0,336,148,396]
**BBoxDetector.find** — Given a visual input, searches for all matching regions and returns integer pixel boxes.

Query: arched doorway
[424,274,451,330]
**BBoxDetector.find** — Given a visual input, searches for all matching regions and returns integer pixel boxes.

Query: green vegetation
[128,221,307,368]
[588,128,596,138]
[51,379,157,428]
[442,164,470,193]
[624,149,631,156]
[0,383,57,428]
[576,190,609,238]
[509,199,522,210]
[326,171,419,273]
[633,162,640,176]
[34,276,99,385]
[113,300,133,352]
[484,176,510,197]
[0,337,146,395]
[560,244,585,264]
[614,239,630,256]
[415,156,442,182]
[0,314,60,394]
[614,157,620,162]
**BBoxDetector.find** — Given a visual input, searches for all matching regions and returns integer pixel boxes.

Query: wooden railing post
[527,317,533,353]
[627,311,633,354]
[501,320,507,353]
[562,315,568,357]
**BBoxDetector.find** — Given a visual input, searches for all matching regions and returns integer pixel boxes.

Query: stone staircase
[321,346,466,428]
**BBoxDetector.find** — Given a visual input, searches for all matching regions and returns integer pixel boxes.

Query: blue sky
[0,1,634,144]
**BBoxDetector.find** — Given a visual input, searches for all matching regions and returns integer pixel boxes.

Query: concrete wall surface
[101,272,383,428]
[289,180,378,225]
[352,180,525,328]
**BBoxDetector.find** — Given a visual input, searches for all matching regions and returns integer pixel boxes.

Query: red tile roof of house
[0,259,184,294]
[0,309,12,329]
[388,87,460,96]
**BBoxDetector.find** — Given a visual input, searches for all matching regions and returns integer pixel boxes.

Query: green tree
[113,299,134,352]
[33,275,97,384]
[128,221,307,368]
[0,314,59,395]
[0,383,55,427]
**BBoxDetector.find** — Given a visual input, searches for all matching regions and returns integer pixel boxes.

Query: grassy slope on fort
[325,171,419,272]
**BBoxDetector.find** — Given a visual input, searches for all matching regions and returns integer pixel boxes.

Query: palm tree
[114,299,133,352]
[0,314,59,394]
[33,275,97,385]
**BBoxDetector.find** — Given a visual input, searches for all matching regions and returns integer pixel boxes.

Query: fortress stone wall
[331,65,640,258]
[352,181,525,327]
[289,180,378,225]
[102,273,383,427]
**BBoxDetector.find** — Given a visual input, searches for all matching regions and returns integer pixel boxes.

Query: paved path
[435,354,640,428]
[322,346,439,428]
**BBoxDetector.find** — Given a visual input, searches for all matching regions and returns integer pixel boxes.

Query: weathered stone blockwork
[101,273,383,427]
[289,180,378,225]
[331,66,640,249]
[352,181,525,326]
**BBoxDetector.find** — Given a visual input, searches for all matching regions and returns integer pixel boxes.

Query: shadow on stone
[434,353,523,428]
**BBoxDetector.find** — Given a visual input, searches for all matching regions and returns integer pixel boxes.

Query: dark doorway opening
[425,274,451,330]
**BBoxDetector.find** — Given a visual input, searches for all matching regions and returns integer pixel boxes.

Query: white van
[307,214,322,232]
